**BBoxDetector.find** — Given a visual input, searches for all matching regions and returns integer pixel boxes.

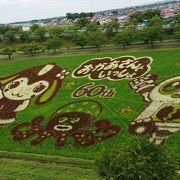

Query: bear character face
[3,77,49,101]
[47,112,91,133]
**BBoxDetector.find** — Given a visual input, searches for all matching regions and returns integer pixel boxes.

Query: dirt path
[0,154,93,169]
[0,42,180,62]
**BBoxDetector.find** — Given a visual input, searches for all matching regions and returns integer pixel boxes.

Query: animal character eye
[33,84,46,93]
[8,81,20,89]
[160,80,180,94]
[172,81,180,88]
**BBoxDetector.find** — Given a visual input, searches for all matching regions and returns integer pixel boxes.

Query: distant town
[6,0,180,31]
[0,0,179,60]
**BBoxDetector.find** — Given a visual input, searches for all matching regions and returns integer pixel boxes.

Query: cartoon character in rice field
[11,100,121,147]
[0,63,69,124]
[129,76,180,144]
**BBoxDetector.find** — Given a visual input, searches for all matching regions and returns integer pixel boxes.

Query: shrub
[95,136,178,180]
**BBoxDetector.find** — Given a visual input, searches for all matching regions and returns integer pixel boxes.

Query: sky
[0,0,161,23]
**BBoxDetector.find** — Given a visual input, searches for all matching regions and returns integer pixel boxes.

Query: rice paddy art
[12,100,121,147]
[0,63,69,124]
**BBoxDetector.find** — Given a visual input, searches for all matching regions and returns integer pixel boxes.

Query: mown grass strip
[0,158,98,180]
[0,151,94,169]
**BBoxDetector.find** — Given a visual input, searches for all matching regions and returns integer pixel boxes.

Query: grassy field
[0,151,98,180]
[0,159,98,180]
[0,47,179,162]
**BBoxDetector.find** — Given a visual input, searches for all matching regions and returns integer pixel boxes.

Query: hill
[0,48,179,160]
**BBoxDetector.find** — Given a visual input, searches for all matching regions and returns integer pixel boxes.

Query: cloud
[0,0,29,3]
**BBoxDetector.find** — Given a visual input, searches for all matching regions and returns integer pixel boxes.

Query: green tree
[73,33,88,48]
[66,13,80,20]
[3,30,17,44]
[33,27,47,42]
[112,10,118,15]
[86,21,100,32]
[87,31,106,51]
[173,24,180,40]
[66,13,73,20]
[172,13,180,40]
[75,17,91,29]
[88,12,95,18]
[66,12,94,20]
[143,26,163,47]
[96,137,178,180]
[143,9,161,20]
[149,17,163,26]
[0,47,16,59]
[130,12,144,23]
[49,27,65,39]
[79,12,87,18]
[103,19,120,38]
[0,25,10,35]
[46,38,63,54]
[0,36,2,43]
[130,9,161,23]
[173,13,180,23]
[114,29,135,49]
[128,18,140,28]
[19,43,42,56]
[19,31,32,43]
[30,24,41,32]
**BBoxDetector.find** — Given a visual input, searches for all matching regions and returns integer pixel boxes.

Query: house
[22,26,30,31]
[117,15,129,23]
[161,9,175,18]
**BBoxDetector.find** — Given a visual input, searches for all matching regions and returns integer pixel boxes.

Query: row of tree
[0,12,179,59]
[0,30,105,59]
[0,13,179,44]
[66,12,95,20]
[0,24,165,60]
